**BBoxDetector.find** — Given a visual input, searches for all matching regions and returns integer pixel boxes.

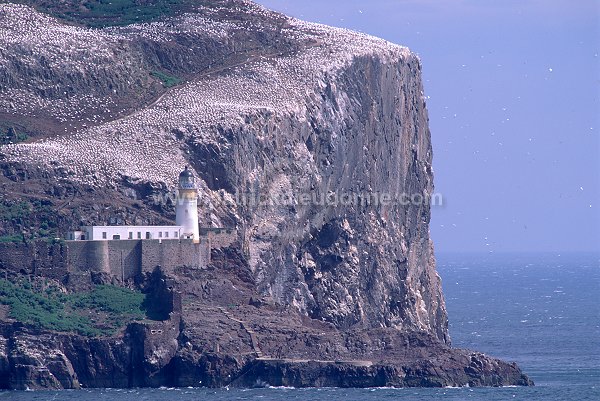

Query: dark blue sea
[3,252,599,400]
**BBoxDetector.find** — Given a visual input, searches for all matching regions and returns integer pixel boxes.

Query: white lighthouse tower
[176,166,200,242]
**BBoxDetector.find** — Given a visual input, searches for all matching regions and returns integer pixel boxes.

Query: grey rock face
[0,1,448,343]
[232,55,448,342]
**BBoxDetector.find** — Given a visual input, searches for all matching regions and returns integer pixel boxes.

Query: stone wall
[140,239,204,275]
[198,239,211,269]
[68,241,108,274]
[0,241,68,280]
[103,241,142,280]
[0,236,222,285]
[202,228,237,251]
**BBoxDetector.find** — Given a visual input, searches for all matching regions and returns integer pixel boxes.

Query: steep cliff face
[232,55,447,341]
[0,1,448,344]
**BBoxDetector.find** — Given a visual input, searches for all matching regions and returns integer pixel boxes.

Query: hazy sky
[256,0,600,253]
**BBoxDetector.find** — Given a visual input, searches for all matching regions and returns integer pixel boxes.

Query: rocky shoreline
[0,321,532,390]
[0,262,532,390]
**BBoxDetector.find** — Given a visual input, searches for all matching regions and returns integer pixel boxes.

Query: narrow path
[182,301,265,358]
[112,46,299,127]
[217,306,264,358]
[183,302,373,367]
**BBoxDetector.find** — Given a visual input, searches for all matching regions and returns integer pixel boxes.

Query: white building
[68,166,201,243]
[67,225,184,241]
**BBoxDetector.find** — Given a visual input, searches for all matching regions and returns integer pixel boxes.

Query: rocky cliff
[0,260,532,390]
[0,0,530,389]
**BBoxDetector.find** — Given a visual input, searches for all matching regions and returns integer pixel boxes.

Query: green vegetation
[73,285,145,326]
[0,126,29,145]
[16,0,199,28]
[0,280,146,336]
[0,201,32,223]
[151,70,182,88]
[82,0,177,26]
[0,234,24,243]
[0,200,59,242]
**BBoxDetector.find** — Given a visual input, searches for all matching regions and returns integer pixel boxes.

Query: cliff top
[0,1,411,188]
[9,0,211,27]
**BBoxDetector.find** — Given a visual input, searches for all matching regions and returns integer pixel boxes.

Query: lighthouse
[176,166,200,242]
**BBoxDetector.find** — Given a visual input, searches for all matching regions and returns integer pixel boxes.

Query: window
[165,232,169,238]
[174,232,179,238]
[113,235,120,240]
[159,232,163,238]
[102,232,107,239]
[137,232,141,239]
[128,232,133,239]
[146,232,151,239]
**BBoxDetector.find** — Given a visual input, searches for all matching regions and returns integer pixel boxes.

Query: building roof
[179,165,193,179]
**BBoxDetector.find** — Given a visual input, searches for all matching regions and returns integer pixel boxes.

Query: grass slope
[0,279,146,336]
[11,0,201,28]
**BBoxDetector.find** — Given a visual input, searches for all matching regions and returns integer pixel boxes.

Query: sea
[3,252,599,401]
